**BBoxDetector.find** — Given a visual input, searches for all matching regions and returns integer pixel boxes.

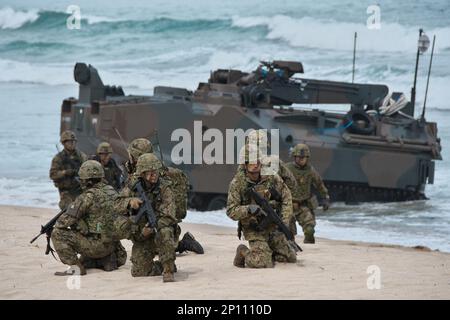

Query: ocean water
[1,0,449,251]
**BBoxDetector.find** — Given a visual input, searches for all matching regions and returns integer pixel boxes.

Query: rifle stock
[30,209,66,244]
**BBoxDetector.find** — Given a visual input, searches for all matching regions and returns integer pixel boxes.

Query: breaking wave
[232,15,450,52]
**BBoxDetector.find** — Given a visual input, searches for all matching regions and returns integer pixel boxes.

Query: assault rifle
[30,209,66,258]
[249,187,302,252]
[131,178,157,231]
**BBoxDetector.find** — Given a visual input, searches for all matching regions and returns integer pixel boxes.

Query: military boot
[149,260,163,276]
[79,255,98,269]
[54,262,86,276]
[233,244,249,268]
[303,226,315,244]
[100,252,118,272]
[176,232,204,254]
[162,265,175,283]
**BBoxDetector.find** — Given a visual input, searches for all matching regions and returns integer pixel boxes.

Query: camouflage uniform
[123,138,153,184]
[51,161,119,275]
[286,144,329,243]
[49,131,87,210]
[227,148,296,268]
[90,142,123,191]
[114,154,178,280]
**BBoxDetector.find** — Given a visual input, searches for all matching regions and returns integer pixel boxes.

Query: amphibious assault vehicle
[59,60,442,210]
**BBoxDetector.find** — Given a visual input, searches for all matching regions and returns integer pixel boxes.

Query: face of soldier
[295,156,308,167]
[143,170,159,184]
[246,161,262,174]
[63,140,76,152]
[99,153,111,165]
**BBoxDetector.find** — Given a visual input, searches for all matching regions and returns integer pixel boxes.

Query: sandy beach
[0,205,449,300]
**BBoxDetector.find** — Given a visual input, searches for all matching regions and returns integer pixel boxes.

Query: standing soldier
[50,130,87,210]
[51,160,120,276]
[227,145,296,268]
[114,153,178,282]
[91,142,123,191]
[286,144,330,244]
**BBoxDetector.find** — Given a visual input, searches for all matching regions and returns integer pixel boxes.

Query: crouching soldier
[51,160,120,276]
[226,145,296,268]
[114,153,178,282]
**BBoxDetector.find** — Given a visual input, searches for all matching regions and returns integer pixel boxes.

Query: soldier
[125,137,203,255]
[50,130,88,210]
[123,138,153,183]
[286,144,330,244]
[240,130,299,239]
[51,160,120,276]
[227,145,296,268]
[114,153,178,282]
[90,142,123,191]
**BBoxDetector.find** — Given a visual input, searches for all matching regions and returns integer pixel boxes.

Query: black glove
[322,198,330,211]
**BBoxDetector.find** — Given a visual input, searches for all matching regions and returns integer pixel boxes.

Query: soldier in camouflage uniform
[90,142,123,191]
[51,160,120,276]
[125,138,203,255]
[238,130,299,238]
[286,144,330,244]
[114,153,178,282]
[123,138,153,184]
[227,145,296,268]
[49,130,88,210]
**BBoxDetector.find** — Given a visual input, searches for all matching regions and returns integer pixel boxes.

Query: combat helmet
[291,143,310,158]
[136,153,163,175]
[97,142,113,154]
[246,129,270,152]
[239,143,263,165]
[78,160,105,180]
[60,130,77,143]
[128,138,153,160]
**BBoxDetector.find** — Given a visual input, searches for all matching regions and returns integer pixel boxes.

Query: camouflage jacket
[286,162,329,203]
[226,171,293,241]
[90,155,123,191]
[55,182,117,241]
[49,149,87,192]
[114,176,178,232]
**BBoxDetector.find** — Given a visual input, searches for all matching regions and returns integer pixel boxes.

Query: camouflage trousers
[130,226,176,277]
[58,190,79,211]
[51,228,115,266]
[291,205,316,236]
[244,231,296,268]
[80,241,127,269]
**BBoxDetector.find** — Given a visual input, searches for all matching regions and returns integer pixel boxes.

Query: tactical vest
[288,163,315,202]
[81,184,117,238]
[55,150,84,191]
[91,155,122,191]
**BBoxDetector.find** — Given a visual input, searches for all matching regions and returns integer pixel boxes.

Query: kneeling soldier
[114,153,178,282]
[51,160,119,276]
[227,145,296,268]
